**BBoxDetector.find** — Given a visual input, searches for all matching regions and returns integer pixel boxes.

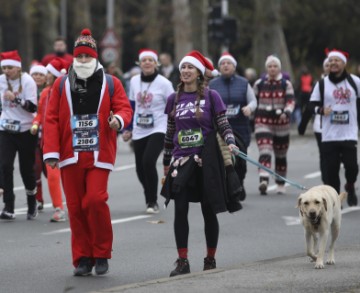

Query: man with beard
[43,28,133,276]
[309,49,360,207]
[41,36,73,66]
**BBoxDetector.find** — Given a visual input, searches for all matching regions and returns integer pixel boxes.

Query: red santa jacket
[43,72,133,170]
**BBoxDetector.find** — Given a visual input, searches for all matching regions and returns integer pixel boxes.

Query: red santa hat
[46,57,70,77]
[325,48,348,64]
[265,55,281,69]
[138,49,158,62]
[30,64,47,76]
[179,50,219,77]
[73,28,98,58]
[0,50,22,68]
[218,52,237,67]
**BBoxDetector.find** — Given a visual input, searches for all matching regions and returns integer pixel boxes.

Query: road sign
[100,28,120,48]
[101,47,119,63]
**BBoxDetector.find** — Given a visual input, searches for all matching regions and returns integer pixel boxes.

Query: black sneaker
[95,258,109,275]
[146,202,159,214]
[73,257,94,276]
[345,184,358,207]
[37,201,44,212]
[170,258,190,277]
[27,196,38,220]
[0,209,16,220]
[239,185,246,201]
[203,257,216,271]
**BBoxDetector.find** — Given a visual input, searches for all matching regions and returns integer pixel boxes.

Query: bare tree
[253,0,293,79]
[143,0,161,51]
[172,0,193,63]
[71,0,92,37]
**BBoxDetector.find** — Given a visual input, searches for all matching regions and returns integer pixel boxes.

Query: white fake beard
[73,58,97,79]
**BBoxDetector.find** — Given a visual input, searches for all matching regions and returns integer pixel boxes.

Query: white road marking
[42,215,151,235]
[113,164,136,172]
[304,172,321,179]
[283,207,360,226]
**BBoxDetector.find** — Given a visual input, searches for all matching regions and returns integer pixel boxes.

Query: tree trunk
[253,0,293,80]
[143,0,161,52]
[172,0,193,63]
[35,0,59,61]
[71,0,92,38]
[19,0,33,70]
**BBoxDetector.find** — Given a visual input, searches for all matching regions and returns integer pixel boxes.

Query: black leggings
[133,132,165,204]
[0,131,37,206]
[322,140,359,193]
[174,193,219,249]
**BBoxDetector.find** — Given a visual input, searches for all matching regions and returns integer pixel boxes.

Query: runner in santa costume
[43,28,133,276]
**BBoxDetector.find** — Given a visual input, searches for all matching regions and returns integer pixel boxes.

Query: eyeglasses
[1,66,14,70]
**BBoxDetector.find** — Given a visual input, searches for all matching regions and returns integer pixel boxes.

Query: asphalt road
[1,130,359,293]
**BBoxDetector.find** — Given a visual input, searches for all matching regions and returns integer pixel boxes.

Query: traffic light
[208,5,237,44]
[208,4,223,42]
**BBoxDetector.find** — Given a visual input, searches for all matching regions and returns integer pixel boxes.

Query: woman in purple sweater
[162,50,238,277]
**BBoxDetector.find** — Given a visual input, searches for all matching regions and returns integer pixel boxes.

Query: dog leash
[232,149,308,191]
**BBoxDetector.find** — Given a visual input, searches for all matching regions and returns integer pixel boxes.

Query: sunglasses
[1,66,14,70]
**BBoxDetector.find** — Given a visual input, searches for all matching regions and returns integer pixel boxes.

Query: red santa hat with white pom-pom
[179,50,219,77]
[46,57,70,77]
[0,50,22,68]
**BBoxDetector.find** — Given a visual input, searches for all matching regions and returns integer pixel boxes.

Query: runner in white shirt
[309,49,360,207]
[122,49,174,213]
[0,50,38,220]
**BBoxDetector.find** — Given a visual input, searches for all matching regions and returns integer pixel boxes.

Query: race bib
[136,113,154,128]
[226,104,240,118]
[178,128,204,148]
[1,119,21,133]
[71,114,99,151]
[330,111,349,125]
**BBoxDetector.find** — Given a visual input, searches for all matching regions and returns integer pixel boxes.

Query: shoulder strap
[346,74,358,97]
[281,78,287,91]
[59,74,115,99]
[319,78,325,106]
[105,73,114,99]
[59,75,67,96]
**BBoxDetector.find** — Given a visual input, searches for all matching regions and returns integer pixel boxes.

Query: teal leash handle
[232,149,308,191]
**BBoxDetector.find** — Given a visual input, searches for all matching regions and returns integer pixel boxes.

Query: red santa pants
[60,152,113,267]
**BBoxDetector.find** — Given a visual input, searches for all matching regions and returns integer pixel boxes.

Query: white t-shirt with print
[310,74,360,142]
[0,72,37,132]
[129,74,174,140]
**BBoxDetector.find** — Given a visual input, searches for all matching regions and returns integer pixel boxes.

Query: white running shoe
[276,184,286,195]
[146,202,159,214]
[50,208,66,222]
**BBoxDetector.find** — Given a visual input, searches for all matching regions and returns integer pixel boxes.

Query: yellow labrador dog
[296,185,346,269]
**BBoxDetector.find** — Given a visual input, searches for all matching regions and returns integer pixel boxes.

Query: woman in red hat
[122,49,174,214]
[161,50,239,277]
[0,50,38,220]
[30,57,70,222]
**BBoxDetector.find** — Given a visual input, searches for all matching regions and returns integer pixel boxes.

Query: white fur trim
[139,51,158,62]
[30,65,47,76]
[218,55,237,67]
[328,51,347,64]
[43,152,60,161]
[46,64,61,77]
[179,56,205,75]
[265,56,281,69]
[1,59,21,68]
[114,114,125,131]
[212,69,219,77]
